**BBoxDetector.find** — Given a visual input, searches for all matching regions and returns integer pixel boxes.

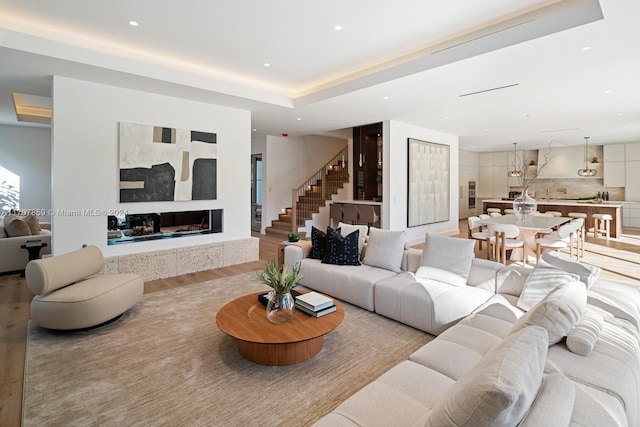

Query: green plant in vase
[287,232,300,242]
[256,260,303,323]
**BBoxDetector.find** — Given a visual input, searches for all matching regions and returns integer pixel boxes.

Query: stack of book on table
[295,291,336,317]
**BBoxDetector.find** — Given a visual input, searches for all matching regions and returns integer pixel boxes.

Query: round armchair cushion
[30,273,144,330]
[26,245,104,295]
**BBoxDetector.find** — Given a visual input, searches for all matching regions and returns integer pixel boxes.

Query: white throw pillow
[415,266,467,287]
[420,234,475,280]
[516,265,580,311]
[425,326,549,427]
[511,281,587,345]
[566,309,604,356]
[338,222,368,255]
[541,250,601,289]
[362,227,406,273]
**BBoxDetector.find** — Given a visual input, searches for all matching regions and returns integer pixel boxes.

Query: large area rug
[23,272,433,426]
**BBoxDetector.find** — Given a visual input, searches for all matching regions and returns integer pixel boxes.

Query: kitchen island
[482,199,623,238]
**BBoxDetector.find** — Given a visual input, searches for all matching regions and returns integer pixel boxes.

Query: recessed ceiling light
[334,25,342,31]
[264,63,270,67]
[252,128,257,132]
[129,21,139,26]
[617,112,623,116]
[296,117,302,121]
[484,129,489,132]
[604,89,613,94]
[383,96,389,100]
[444,115,450,119]
[581,46,591,51]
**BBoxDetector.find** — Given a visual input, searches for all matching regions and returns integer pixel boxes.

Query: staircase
[265,148,349,240]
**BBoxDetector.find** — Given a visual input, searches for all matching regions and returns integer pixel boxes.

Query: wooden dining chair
[487,223,525,265]
[467,216,490,257]
[535,219,581,260]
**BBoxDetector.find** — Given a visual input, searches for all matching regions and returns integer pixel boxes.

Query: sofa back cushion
[516,264,580,311]
[0,219,7,238]
[362,227,406,273]
[425,326,549,427]
[540,250,601,289]
[518,373,576,427]
[511,281,587,345]
[3,215,32,237]
[309,226,327,260]
[321,227,360,266]
[421,234,475,281]
[26,245,105,295]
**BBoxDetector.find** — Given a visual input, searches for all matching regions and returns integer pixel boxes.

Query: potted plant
[287,232,299,242]
[256,260,303,323]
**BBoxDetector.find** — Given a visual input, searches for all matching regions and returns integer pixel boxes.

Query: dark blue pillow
[322,227,360,266]
[309,226,327,260]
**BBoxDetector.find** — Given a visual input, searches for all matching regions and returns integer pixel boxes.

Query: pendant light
[577,136,597,177]
[358,126,364,167]
[507,143,523,177]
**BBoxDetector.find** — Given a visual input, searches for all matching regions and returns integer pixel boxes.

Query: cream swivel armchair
[26,245,144,330]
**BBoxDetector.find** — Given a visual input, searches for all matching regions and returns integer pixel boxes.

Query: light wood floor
[1,224,639,426]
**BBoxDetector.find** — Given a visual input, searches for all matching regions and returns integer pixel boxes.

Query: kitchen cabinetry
[625,160,640,201]
[537,146,602,179]
[604,144,625,187]
[478,152,508,198]
[623,202,640,229]
[625,142,640,161]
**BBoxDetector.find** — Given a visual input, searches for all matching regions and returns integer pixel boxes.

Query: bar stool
[592,213,612,240]
[341,204,358,225]
[357,205,379,228]
[487,208,501,215]
[329,203,343,228]
[544,211,563,217]
[568,212,587,258]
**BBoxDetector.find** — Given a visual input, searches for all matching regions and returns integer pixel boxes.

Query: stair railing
[291,147,349,232]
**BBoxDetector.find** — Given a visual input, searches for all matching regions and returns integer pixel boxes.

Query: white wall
[386,120,460,245]
[51,76,251,256]
[0,124,51,220]
[263,134,347,232]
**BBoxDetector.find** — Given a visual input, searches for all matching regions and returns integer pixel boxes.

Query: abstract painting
[407,138,450,227]
[119,122,217,202]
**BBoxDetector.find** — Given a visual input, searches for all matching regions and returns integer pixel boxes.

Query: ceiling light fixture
[507,142,523,177]
[129,21,139,26]
[334,25,342,31]
[577,137,597,177]
[263,63,270,67]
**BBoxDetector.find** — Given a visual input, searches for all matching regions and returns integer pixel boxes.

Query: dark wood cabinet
[353,122,383,201]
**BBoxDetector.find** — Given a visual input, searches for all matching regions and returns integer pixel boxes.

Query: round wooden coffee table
[216,291,344,366]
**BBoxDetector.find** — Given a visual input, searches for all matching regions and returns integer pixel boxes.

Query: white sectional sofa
[285,226,640,426]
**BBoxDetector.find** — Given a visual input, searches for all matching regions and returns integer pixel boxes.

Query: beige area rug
[23,272,433,426]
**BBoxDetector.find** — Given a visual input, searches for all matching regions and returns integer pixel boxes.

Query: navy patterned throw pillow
[322,227,361,266]
[309,226,327,260]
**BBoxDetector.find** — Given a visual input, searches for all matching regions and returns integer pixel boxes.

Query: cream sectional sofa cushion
[511,281,587,344]
[566,308,604,356]
[425,326,549,427]
[361,227,405,273]
[518,373,575,427]
[374,272,495,335]
[297,258,398,311]
[420,234,475,281]
[313,360,454,427]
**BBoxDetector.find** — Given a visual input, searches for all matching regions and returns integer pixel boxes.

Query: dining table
[480,215,572,263]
